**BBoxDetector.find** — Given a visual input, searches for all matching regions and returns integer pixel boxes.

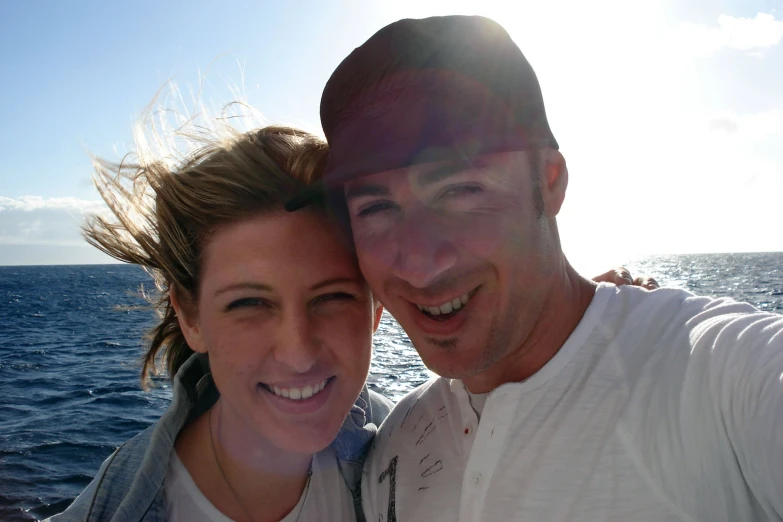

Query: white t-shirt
[467,391,488,418]
[362,284,783,522]
[166,445,355,522]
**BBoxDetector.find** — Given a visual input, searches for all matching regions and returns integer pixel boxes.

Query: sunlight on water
[369,312,435,402]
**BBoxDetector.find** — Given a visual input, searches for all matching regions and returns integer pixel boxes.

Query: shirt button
[473,472,483,485]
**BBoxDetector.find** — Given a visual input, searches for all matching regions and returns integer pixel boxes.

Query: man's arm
[708,313,783,518]
[617,293,783,521]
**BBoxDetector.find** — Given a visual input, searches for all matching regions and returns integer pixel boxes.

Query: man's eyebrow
[310,277,361,291]
[344,183,390,201]
[416,160,473,187]
[344,160,474,201]
[213,282,273,297]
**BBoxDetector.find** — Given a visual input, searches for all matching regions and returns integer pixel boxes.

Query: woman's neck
[175,399,313,522]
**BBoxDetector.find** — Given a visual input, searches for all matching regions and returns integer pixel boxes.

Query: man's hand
[593,267,659,290]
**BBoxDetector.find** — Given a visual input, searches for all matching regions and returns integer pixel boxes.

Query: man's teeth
[416,293,470,315]
[271,378,329,400]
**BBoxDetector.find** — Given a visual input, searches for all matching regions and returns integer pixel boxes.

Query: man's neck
[463,260,596,394]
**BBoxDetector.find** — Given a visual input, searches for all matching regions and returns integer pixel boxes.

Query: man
[288,15,783,521]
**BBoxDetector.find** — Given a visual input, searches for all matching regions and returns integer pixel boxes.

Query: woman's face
[177,210,381,455]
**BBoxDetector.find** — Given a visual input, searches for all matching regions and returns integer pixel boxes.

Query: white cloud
[674,13,783,57]
[0,196,108,246]
[0,196,106,213]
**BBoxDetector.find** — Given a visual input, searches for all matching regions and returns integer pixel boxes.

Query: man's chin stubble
[425,336,458,349]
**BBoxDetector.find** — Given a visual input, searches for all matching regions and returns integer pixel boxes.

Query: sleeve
[43,447,120,522]
[706,313,783,519]
[618,298,783,521]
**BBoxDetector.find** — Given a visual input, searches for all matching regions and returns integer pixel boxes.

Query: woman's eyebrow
[310,277,360,291]
[213,282,273,297]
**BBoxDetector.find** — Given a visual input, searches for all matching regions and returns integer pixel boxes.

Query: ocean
[1,253,781,521]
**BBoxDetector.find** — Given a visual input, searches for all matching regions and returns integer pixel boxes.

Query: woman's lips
[257,376,336,414]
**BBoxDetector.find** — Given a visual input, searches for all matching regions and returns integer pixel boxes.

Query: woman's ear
[540,148,568,218]
[170,285,207,354]
[372,299,384,333]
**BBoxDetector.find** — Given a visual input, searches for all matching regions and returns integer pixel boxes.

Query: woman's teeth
[416,293,470,316]
[271,378,329,400]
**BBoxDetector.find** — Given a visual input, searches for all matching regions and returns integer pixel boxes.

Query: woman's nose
[273,309,320,373]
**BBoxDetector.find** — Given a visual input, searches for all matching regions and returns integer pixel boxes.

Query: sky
[0,0,781,272]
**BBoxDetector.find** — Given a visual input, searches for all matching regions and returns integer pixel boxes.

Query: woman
[48,115,392,521]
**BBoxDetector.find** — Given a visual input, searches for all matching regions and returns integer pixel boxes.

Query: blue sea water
[1,253,781,521]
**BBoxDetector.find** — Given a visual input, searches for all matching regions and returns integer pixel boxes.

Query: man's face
[344,151,562,385]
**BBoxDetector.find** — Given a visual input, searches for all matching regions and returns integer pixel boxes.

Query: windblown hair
[84,103,329,388]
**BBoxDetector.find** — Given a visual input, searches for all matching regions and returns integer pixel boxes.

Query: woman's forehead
[200,212,362,288]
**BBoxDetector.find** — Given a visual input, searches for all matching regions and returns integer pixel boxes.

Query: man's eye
[439,184,483,199]
[356,201,397,217]
[225,298,267,311]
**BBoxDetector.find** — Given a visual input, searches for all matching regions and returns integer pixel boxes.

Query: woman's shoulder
[365,388,394,426]
[330,385,394,464]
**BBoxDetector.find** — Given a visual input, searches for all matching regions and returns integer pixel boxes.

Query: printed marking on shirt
[437,405,448,422]
[421,459,443,478]
[416,421,436,446]
[400,399,419,429]
[411,412,426,432]
[378,456,398,522]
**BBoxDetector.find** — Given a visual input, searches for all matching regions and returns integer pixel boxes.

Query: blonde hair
[84,105,329,388]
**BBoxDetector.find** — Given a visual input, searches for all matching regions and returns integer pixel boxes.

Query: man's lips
[407,286,479,316]
[404,286,480,332]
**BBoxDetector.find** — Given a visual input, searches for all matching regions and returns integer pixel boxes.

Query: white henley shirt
[362,284,783,522]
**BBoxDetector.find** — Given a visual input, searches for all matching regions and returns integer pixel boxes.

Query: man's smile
[411,286,479,322]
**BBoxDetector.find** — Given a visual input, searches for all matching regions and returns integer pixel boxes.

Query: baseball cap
[285,15,558,211]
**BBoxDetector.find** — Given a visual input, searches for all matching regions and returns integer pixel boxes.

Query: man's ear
[540,148,568,218]
[372,299,384,333]
[170,285,207,354]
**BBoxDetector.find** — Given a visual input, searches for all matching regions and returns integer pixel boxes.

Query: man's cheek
[456,223,507,260]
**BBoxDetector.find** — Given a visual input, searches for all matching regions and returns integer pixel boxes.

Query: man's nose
[274,309,319,373]
[390,212,457,288]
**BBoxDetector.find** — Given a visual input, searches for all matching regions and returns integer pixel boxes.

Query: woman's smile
[257,376,337,415]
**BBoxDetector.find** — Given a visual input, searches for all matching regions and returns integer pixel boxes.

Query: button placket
[459,390,517,522]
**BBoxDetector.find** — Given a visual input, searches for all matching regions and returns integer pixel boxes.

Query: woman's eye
[356,201,397,217]
[314,292,356,305]
[225,298,267,311]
